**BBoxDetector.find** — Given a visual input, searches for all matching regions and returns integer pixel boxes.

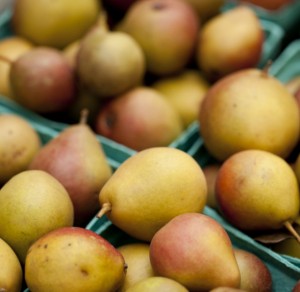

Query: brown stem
[79,108,89,125]
[284,221,300,243]
[0,55,13,64]
[97,202,112,218]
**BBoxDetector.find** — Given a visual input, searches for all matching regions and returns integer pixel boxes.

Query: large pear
[98,147,207,241]
[29,110,113,227]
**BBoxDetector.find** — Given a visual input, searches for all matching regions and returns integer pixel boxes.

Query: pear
[216,149,300,238]
[10,47,77,114]
[199,68,300,161]
[152,69,210,128]
[0,113,41,185]
[118,0,199,76]
[233,248,272,292]
[285,76,300,95]
[210,288,247,292]
[98,147,207,241]
[126,276,189,292]
[12,0,101,48]
[149,212,241,291]
[29,109,113,227]
[0,36,34,98]
[77,26,145,98]
[272,237,300,258]
[240,0,293,10]
[196,6,264,82]
[0,169,74,263]
[0,238,23,292]
[293,280,300,292]
[94,86,184,151]
[25,226,127,292]
[117,243,155,291]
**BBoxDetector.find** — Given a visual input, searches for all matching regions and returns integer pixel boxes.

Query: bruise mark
[80,268,89,276]
[44,244,48,249]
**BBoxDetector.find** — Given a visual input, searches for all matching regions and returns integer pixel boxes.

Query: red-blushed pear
[216,149,300,241]
[293,280,300,292]
[199,68,300,161]
[196,6,264,82]
[29,109,113,227]
[126,276,189,292]
[97,147,207,242]
[209,288,247,292]
[238,0,293,10]
[9,47,77,114]
[118,0,200,76]
[233,249,272,292]
[94,86,183,151]
[117,243,155,291]
[25,227,127,292]
[149,213,241,291]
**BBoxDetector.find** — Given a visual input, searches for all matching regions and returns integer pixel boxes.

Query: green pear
[126,276,189,292]
[98,147,207,241]
[94,86,184,151]
[77,26,145,98]
[196,6,264,82]
[0,113,41,185]
[152,69,210,128]
[234,248,272,292]
[10,47,77,114]
[149,212,241,291]
[0,169,74,264]
[29,110,113,227]
[118,0,199,76]
[216,150,300,236]
[117,243,155,291]
[199,68,300,161]
[0,238,23,292]
[25,227,127,292]
[12,0,101,48]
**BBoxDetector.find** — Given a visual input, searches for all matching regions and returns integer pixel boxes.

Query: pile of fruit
[0,0,300,291]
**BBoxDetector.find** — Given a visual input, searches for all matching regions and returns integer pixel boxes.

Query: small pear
[0,238,23,292]
[234,248,272,292]
[216,149,300,238]
[152,69,210,128]
[98,147,207,241]
[149,213,241,291]
[196,6,264,82]
[25,227,127,292]
[126,276,189,292]
[29,109,113,227]
[0,113,41,185]
[0,169,74,263]
[77,26,145,98]
[117,243,155,291]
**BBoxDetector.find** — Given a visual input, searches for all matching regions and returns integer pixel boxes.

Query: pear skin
[98,147,207,241]
[272,237,300,258]
[0,238,23,292]
[234,248,272,292]
[125,276,189,292]
[149,213,241,291]
[25,227,127,292]
[29,110,113,227]
[197,6,264,82]
[216,150,300,233]
[0,170,74,264]
[117,243,155,291]
[0,114,41,185]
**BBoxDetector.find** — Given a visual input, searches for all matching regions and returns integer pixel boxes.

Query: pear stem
[97,202,112,218]
[0,55,13,64]
[284,221,300,244]
[79,108,89,125]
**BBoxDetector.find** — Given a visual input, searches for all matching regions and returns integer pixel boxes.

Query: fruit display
[1,0,300,291]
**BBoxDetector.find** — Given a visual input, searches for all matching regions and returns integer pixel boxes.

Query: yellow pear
[0,170,74,263]
[152,69,210,128]
[0,238,23,292]
[117,243,155,291]
[0,113,41,185]
[98,147,207,241]
[199,68,300,161]
[0,36,34,98]
[25,227,127,292]
[272,237,300,258]
[12,0,101,48]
